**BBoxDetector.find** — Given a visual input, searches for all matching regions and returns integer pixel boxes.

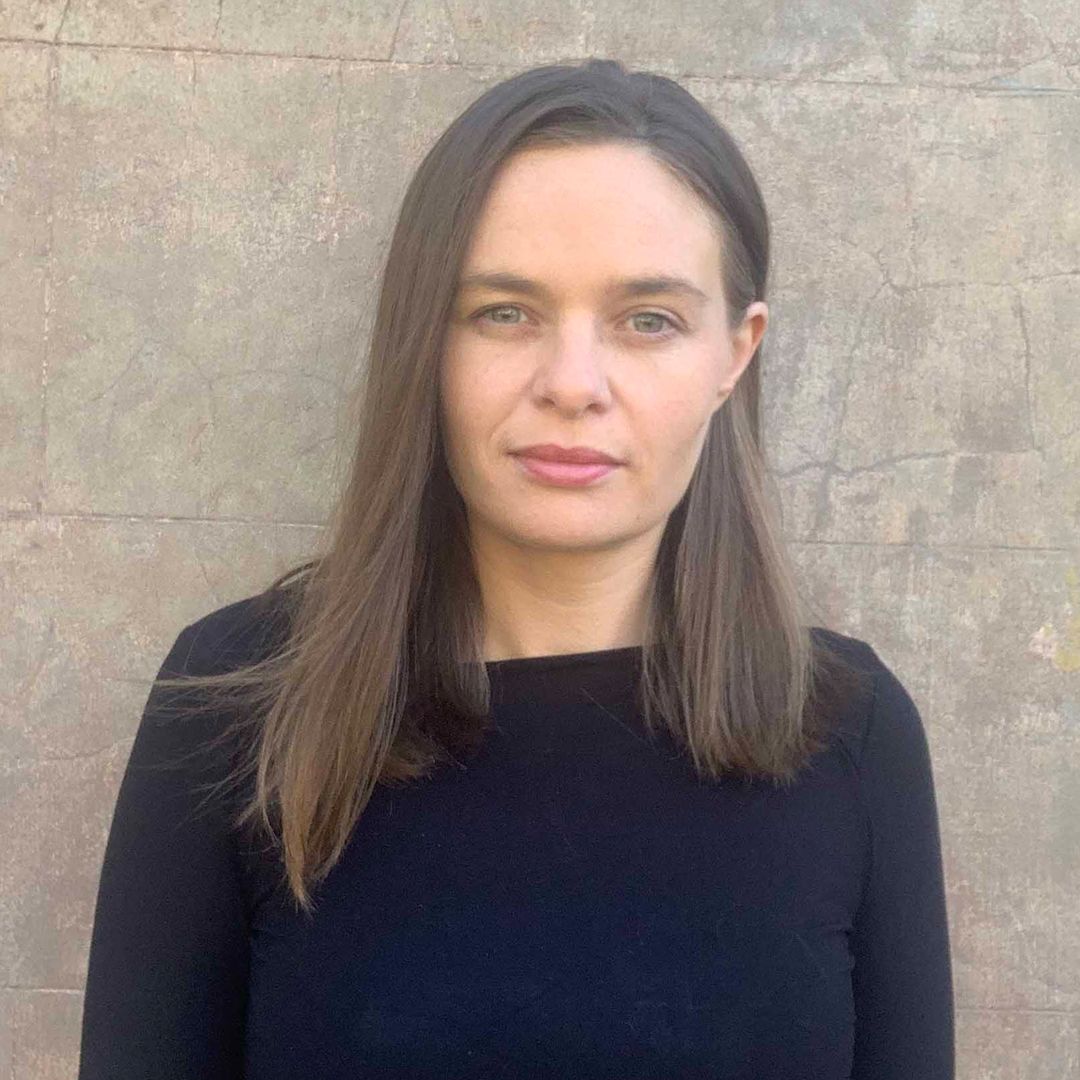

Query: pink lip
[513,443,621,465]
[512,455,619,487]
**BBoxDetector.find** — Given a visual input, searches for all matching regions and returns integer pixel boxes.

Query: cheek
[439,350,476,433]
[440,362,506,467]
[437,364,471,480]
[647,392,714,461]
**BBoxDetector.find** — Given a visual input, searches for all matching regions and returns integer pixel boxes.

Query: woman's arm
[850,655,956,1079]
[78,621,251,1078]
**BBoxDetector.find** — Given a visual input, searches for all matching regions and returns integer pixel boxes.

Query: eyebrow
[456,270,710,305]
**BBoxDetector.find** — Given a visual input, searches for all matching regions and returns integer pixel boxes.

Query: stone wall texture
[2,2,1079,1077]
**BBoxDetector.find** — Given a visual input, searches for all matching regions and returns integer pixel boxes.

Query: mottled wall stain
[1029,567,1080,675]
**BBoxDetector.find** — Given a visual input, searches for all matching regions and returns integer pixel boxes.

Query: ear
[716,301,768,404]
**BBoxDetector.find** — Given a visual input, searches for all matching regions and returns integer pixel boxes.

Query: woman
[78,58,954,1078]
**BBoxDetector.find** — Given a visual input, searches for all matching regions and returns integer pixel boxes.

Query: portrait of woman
[77,57,954,1078]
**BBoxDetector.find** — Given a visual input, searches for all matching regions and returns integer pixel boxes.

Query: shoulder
[807,627,926,769]
[161,584,298,680]
[131,586,299,803]
[141,586,297,752]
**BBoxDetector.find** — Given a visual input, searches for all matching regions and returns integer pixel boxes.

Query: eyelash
[470,304,683,340]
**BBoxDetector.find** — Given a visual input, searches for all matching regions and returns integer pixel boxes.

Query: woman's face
[440,141,767,557]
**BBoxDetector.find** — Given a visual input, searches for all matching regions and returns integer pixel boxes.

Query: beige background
[2,2,1079,1077]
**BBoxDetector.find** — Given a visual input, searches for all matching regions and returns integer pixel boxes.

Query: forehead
[460,143,723,295]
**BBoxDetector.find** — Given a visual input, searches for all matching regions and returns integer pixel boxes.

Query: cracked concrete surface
[1,3,1079,1076]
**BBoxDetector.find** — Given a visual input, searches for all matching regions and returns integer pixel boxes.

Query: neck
[471,522,660,662]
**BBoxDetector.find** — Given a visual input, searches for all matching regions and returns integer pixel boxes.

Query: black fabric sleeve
[850,654,955,1079]
[78,621,250,1079]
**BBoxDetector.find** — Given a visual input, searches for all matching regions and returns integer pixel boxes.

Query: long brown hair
[149,57,870,918]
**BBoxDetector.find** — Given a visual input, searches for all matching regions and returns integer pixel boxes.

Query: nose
[529,319,614,413]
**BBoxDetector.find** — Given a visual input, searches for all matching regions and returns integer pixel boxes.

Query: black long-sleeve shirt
[78,590,954,1078]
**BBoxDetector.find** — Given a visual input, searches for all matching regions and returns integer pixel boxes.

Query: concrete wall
[2,3,1078,1076]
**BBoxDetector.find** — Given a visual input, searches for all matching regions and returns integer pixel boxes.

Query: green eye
[471,304,682,339]
[475,305,524,325]
[630,311,677,334]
